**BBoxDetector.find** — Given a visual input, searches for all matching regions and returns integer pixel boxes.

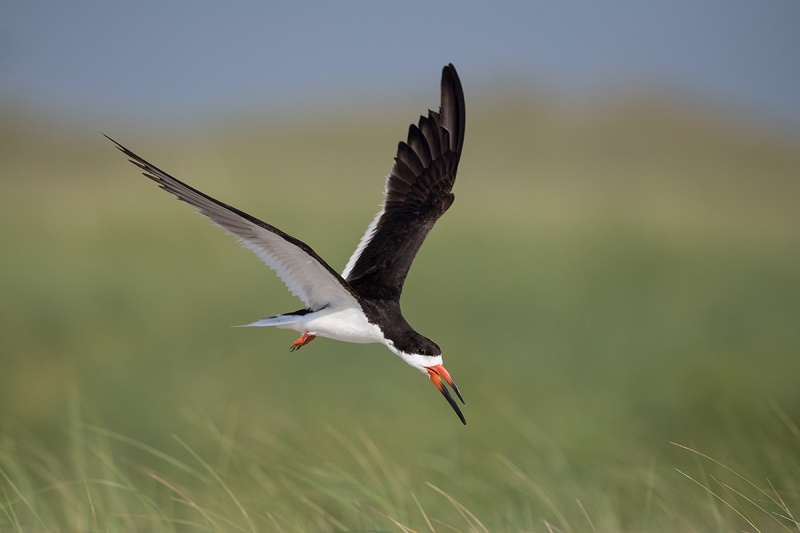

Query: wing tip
[439,63,465,154]
[103,133,130,156]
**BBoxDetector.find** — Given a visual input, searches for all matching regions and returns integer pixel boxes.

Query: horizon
[2,2,799,136]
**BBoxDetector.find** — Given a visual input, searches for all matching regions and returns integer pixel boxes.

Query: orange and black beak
[425,364,466,425]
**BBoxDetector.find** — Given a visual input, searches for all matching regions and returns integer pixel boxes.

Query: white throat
[384,340,443,373]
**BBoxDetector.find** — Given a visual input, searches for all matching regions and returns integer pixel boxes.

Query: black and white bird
[108,64,467,424]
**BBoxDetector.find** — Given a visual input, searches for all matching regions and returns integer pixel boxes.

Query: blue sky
[2,1,799,129]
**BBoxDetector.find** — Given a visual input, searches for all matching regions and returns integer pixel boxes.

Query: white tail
[235,314,304,328]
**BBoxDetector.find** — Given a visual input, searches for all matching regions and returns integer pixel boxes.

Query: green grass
[1,405,800,532]
[1,92,800,531]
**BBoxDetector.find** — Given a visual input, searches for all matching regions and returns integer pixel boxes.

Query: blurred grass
[1,91,800,530]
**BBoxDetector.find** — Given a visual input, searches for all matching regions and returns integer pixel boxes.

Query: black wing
[341,64,466,301]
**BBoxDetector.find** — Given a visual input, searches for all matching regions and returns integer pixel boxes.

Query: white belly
[280,306,385,345]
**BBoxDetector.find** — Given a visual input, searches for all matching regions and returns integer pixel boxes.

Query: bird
[108,63,467,424]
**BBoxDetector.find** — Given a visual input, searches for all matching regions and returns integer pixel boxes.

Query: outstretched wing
[108,137,362,312]
[342,64,466,301]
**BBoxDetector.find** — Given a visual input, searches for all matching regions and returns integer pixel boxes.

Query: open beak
[425,364,466,425]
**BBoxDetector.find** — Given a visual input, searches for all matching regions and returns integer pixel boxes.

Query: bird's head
[385,335,466,425]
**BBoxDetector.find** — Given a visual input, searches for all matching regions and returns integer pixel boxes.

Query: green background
[1,93,799,531]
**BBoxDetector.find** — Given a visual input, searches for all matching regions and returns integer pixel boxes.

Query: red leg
[289,332,316,351]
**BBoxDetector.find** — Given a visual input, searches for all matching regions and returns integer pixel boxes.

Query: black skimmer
[107,64,467,424]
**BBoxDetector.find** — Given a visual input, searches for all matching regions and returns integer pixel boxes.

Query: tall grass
[1,403,800,532]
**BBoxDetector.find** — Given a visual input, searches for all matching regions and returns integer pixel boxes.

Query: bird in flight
[108,64,467,424]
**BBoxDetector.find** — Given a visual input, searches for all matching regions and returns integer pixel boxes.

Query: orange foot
[289,332,316,352]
